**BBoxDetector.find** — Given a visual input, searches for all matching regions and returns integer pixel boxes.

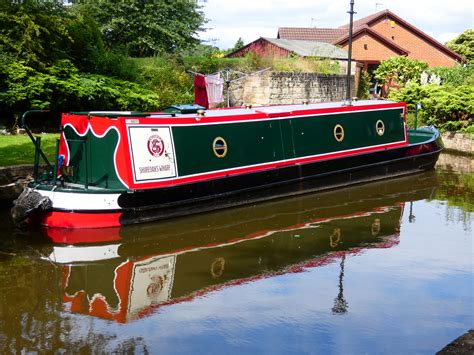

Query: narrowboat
[12,100,443,229]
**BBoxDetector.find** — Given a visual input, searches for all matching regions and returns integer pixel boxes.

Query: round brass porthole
[213,137,228,158]
[376,120,385,136]
[334,124,344,142]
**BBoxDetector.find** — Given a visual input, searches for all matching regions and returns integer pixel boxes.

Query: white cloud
[199,0,473,49]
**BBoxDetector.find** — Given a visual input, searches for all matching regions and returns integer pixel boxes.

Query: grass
[0,133,59,167]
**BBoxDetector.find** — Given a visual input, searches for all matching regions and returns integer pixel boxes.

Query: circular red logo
[147,135,164,157]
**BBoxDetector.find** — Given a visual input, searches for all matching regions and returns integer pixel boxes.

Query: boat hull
[35,128,442,228]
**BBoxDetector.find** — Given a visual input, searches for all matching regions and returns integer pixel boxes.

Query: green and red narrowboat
[12,100,442,229]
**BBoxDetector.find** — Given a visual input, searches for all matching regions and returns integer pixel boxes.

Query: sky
[198,0,474,49]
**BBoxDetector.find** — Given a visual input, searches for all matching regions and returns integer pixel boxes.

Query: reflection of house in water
[53,204,403,323]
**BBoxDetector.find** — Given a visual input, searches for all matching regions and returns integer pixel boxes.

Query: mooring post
[414,103,421,130]
[33,136,41,183]
[52,139,60,185]
[345,0,356,105]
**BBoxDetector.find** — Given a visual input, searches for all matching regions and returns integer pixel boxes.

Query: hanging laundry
[205,73,224,107]
[194,74,209,109]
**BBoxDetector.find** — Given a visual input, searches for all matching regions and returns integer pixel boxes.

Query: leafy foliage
[0,59,162,127]
[0,0,72,69]
[388,83,473,131]
[374,56,473,133]
[184,56,242,74]
[430,64,474,86]
[229,37,245,53]
[358,70,371,99]
[373,56,429,86]
[134,56,193,107]
[78,0,206,57]
[0,0,209,128]
[446,29,474,63]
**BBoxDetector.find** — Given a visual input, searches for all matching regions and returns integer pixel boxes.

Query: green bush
[389,83,473,131]
[374,56,429,86]
[183,56,243,74]
[430,65,474,86]
[0,59,163,127]
[358,71,371,99]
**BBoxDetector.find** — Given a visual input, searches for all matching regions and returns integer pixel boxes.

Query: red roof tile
[338,9,388,29]
[277,27,347,43]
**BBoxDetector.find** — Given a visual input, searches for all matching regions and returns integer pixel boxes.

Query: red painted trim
[45,227,122,244]
[41,211,122,229]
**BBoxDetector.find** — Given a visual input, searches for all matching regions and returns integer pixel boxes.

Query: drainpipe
[345,0,356,105]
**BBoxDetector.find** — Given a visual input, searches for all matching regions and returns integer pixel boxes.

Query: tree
[230,37,245,52]
[446,29,474,63]
[77,0,206,57]
[0,0,71,69]
[0,0,107,72]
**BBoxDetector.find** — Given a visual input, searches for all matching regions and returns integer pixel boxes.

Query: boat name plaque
[128,126,177,182]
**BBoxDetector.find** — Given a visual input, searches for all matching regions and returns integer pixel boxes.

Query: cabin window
[334,124,344,142]
[376,120,385,136]
[213,137,228,158]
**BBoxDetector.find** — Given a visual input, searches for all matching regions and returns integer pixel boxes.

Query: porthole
[210,257,225,279]
[376,120,385,136]
[212,137,228,158]
[334,124,344,142]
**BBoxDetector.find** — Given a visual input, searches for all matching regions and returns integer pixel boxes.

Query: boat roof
[158,100,400,118]
[71,100,402,119]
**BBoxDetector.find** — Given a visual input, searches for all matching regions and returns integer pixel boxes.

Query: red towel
[194,74,209,109]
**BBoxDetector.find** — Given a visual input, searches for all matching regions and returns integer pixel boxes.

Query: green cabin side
[62,126,126,190]
[172,108,405,177]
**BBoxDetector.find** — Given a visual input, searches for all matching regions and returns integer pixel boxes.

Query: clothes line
[190,67,271,108]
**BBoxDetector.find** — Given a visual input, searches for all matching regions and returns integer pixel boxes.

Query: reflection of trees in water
[0,257,147,353]
[443,205,472,233]
[434,167,473,232]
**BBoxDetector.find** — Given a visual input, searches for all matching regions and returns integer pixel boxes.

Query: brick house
[278,9,463,72]
[226,37,349,61]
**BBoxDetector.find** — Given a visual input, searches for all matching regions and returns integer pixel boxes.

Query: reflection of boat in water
[42,173,439,323]
[58,204,402,323]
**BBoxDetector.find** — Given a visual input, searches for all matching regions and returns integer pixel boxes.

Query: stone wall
[441,132,474,155]
[0,165,33,202]
[229,71,355,106]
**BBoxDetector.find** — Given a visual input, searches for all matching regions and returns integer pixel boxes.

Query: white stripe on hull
[36,189,122,211]
[45,244,121,263]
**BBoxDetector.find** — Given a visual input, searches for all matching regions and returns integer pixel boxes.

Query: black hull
[117,135,443,225]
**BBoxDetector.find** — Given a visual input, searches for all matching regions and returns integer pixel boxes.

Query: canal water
[0,153,472,353]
